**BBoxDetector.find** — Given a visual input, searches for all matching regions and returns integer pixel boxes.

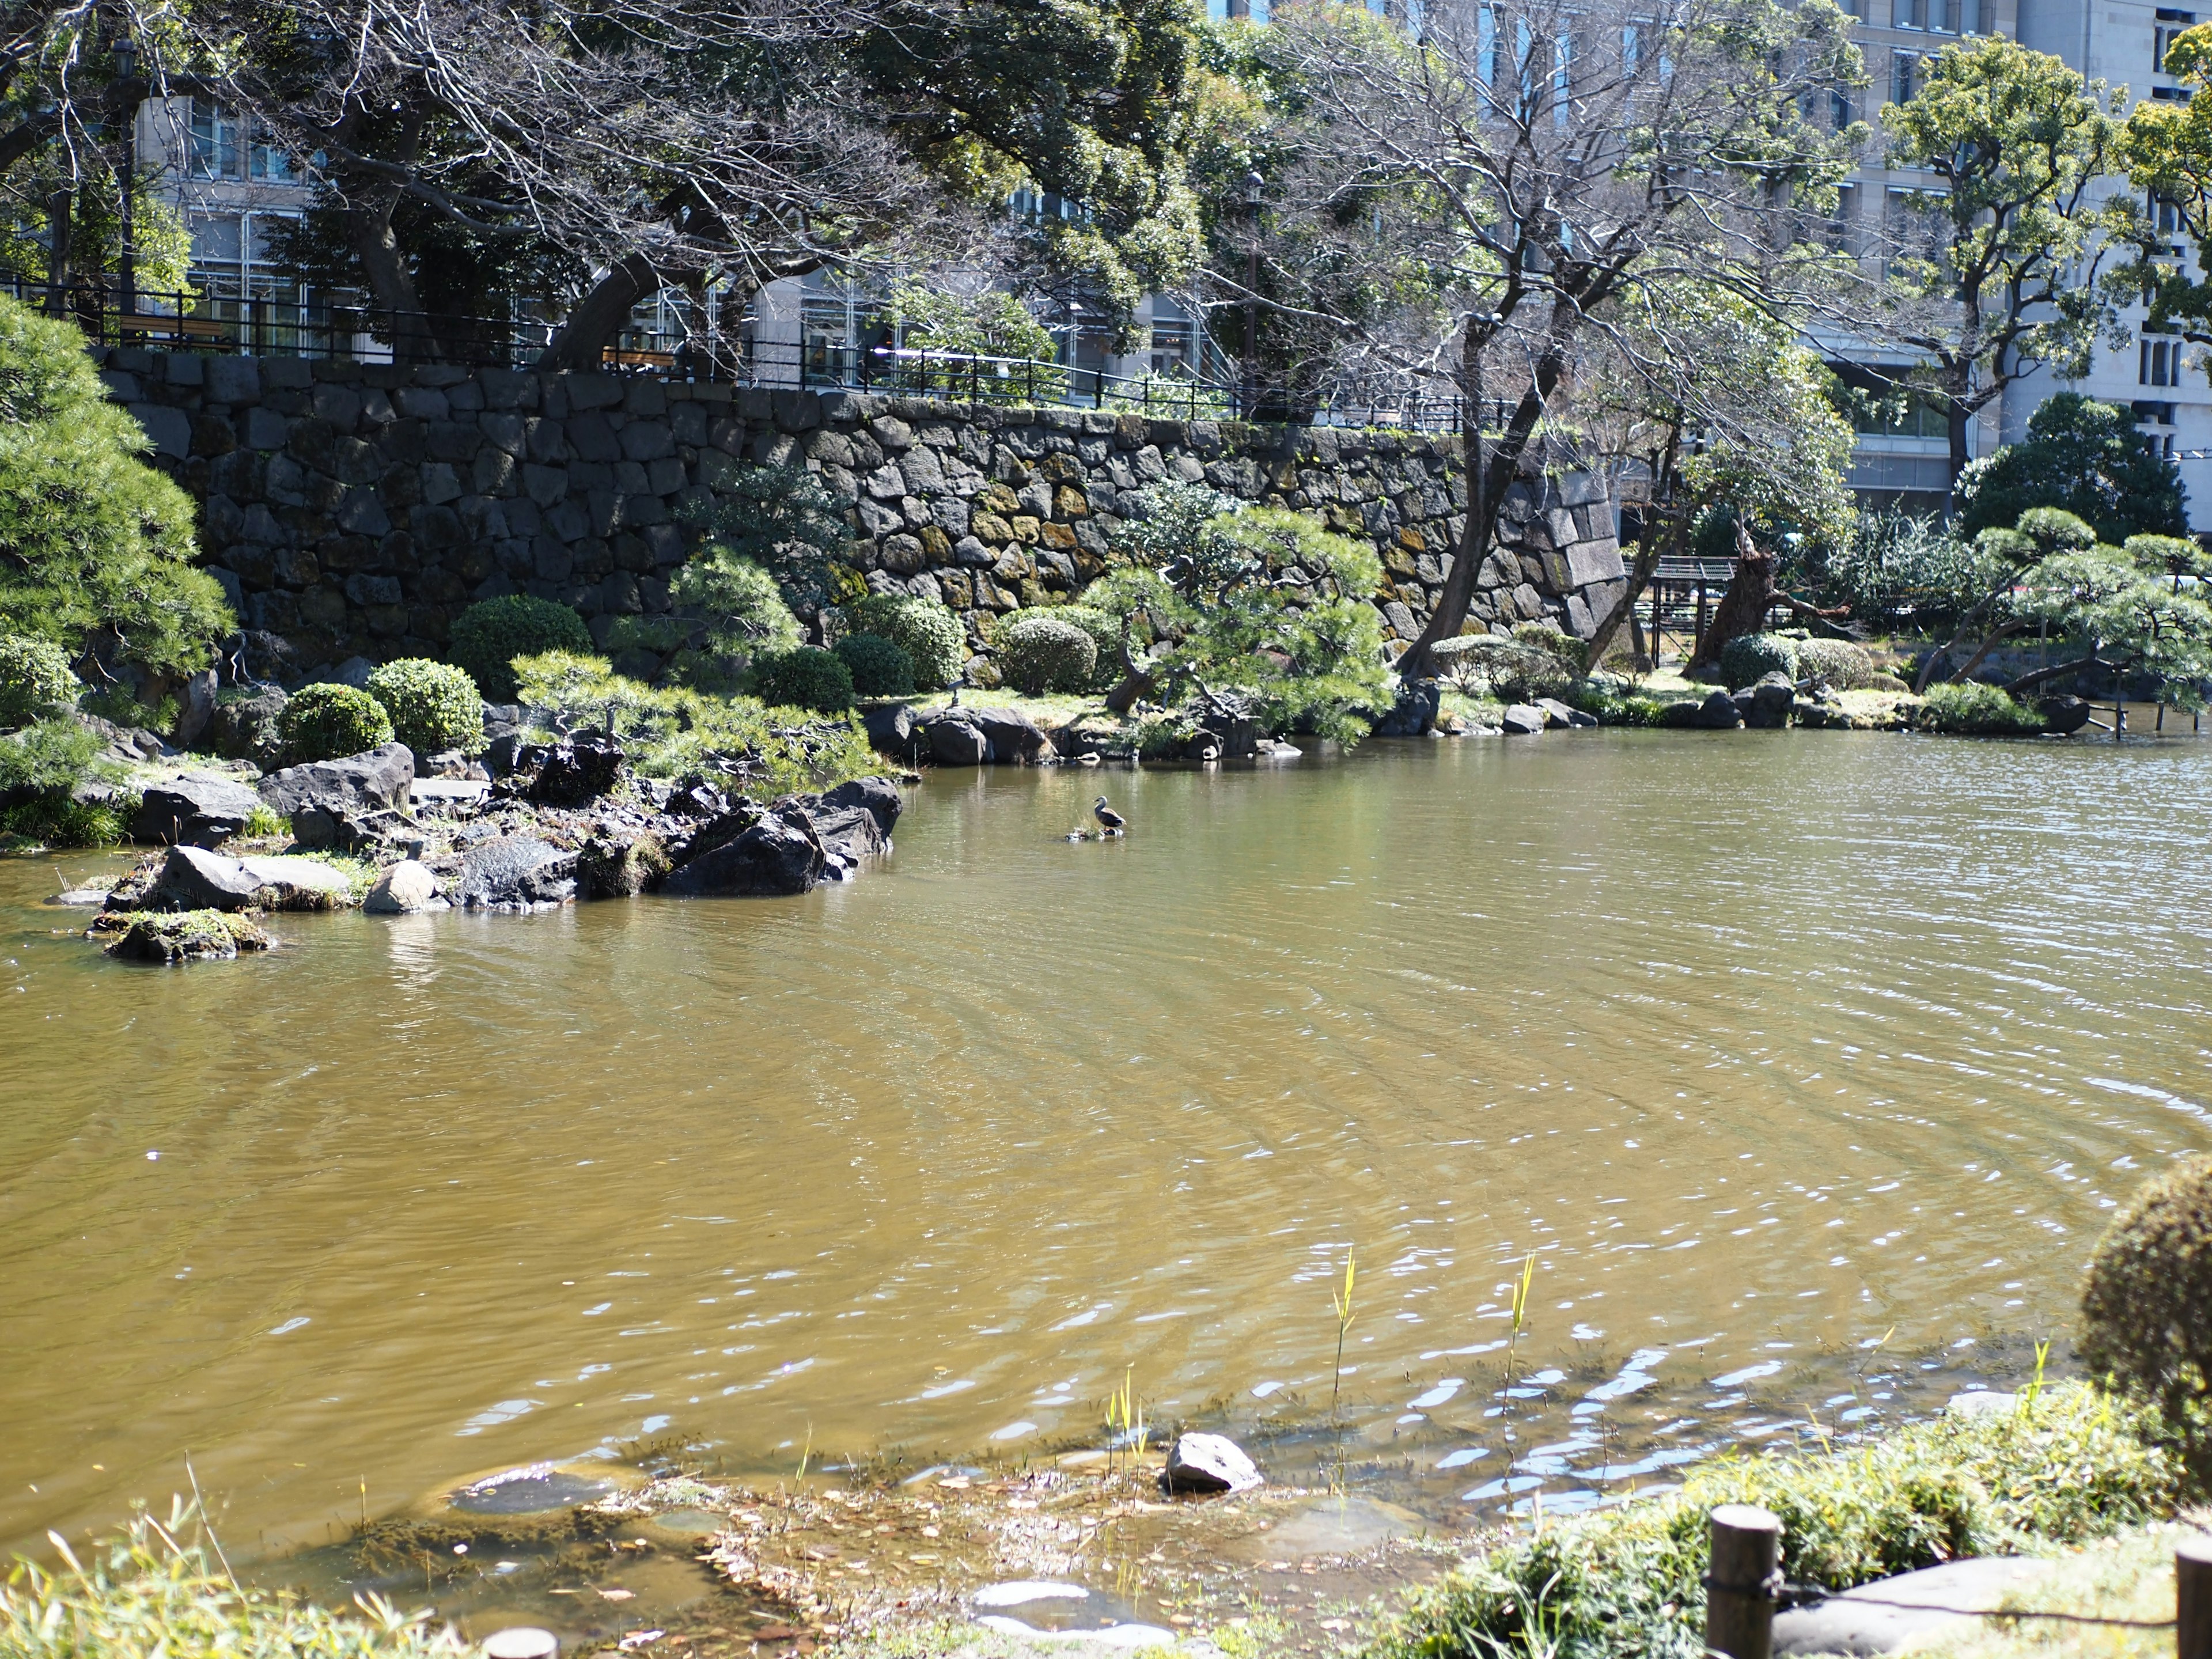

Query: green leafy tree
[885,279,1056,361]
[1090,485,1391,741]
[0,294,231,692]
[666,548,805,688]
[1955,393,2189,546]
[1919,506,2212,704]
[2119,25,2212,363]
[1882,37,2127,485]
[679,464,848,623]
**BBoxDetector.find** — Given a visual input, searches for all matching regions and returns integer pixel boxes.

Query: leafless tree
[1229,0,1865,679]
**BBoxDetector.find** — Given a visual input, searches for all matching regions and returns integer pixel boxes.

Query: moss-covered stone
[103,909,272,962]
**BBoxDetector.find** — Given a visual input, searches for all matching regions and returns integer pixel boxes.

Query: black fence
[2,276,1479,431]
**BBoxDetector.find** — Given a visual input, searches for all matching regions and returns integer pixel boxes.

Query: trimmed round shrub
[0,632,78,726]
[2082,1157,2212,1475]
[1795,637,1877,690]
[277,683,393,764]
[366,658,486,756]
[751,646,856,713]
[833,632,916,698]
[996,604,1121,689]
[1918,680,2044,736]
[846,594,966,690]
[997,615,1098,695]
[1719,632,1800,688]
[449,595,592,702]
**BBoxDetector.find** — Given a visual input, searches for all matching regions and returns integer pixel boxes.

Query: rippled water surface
[6,730,2212,1562]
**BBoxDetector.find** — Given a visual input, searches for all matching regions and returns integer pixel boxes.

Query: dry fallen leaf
[597,1588,635,1602]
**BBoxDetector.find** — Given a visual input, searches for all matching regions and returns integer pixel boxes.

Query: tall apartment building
[2008,0,2212,527]
[1838,0,2212,525]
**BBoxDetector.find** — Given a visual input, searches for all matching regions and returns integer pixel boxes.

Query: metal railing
[2,275,1478,430]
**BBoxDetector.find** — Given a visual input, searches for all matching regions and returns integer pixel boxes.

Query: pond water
[5,729,2212,1569]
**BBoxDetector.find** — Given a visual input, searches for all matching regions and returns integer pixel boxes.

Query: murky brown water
[6,729,2212,1571]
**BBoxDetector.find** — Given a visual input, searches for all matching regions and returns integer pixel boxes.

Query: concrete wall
[92,346,1631,675]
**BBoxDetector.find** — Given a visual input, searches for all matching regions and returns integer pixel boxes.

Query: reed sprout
[1505,1251,1537,1388]
[1330,1249,1358,1419]
[1104,1366,1148,1474]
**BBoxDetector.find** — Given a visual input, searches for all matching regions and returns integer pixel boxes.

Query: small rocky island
[81,730,904,963]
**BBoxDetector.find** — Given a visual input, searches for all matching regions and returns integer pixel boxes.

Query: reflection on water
[4,730,2211,1564]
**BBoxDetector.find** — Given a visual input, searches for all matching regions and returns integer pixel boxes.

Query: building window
[1892,50,1921,105]
[1893,0,1923,28]
[190,102,241,179]
[1826,183,1859,252]
[2157,10,2198,74]
[2142,337,2182,387]
[1831,89,1856,130]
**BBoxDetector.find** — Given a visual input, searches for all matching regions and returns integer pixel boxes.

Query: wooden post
[1706,1505,1782,1659]
[2178,1536,2212,1659]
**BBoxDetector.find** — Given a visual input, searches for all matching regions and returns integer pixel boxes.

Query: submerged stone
[449,1465,616,1515]
[1161,1431,1263,1495]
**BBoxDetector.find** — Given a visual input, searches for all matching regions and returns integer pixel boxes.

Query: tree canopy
[1955,393,2189,547]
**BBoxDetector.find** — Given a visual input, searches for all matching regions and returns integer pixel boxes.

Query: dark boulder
[967,706,1051,764]
[154,844,268,911]
[861,703,920,757]
[291,800,411,854]
[1501,703,1545,736]
[1732,673,1795,730]
[662,775,732,821]
[806,805,887,877]
[577,830,671,897]
[1696,689,1745,730]
[1373,677,1440,737]
[1535,696,1597,729]
[453,835,578,909]
[663,810,825,896]
[2039,695,2093,735]
[199,683,288,763]
[926,716,989,766]
[131,772,265,848]
[483,730,531,778]
[525,732,628,806]
[820,776,903,838]
[259,743,416,817]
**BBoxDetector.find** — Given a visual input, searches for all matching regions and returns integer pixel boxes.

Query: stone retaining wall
[92,346,1631,673]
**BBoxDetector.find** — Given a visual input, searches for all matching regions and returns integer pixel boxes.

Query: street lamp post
[1241,169,1262,419]
[112,34,137,320]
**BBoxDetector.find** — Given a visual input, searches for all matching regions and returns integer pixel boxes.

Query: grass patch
[0,1501,461,1657]
[1919,681,2046,737]
[1370,1384,2176,1659]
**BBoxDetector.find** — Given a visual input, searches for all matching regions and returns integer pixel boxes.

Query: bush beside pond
[1373,1383,2175,1659]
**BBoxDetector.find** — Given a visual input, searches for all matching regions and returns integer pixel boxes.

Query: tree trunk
[2002,652,2105,697]
[1396,315,1564,680]
[539,252,660,373]
[1946,395,1971,488]
[1686,521,1780,672]
[44,185,70,313]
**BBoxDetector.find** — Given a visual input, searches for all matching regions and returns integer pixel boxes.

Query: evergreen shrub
[2082,1157,2212,1480]
[846,594,966,690]
[1918,680,2044,736]
[1721,631,1800,687]
[1795,637,1877,690]
[277,684,394,763]
[750,646,856,713]
[449,596,592,702]
[832,632,915,698]
[995,615,1098,695]
[365,658,486,755]
[995,604,1121,688]
[0,632,78,726]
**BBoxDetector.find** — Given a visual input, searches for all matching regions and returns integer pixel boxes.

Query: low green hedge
[749,645,856,713]
[0,633,78,726]
[1720,631,1798,687]
[834,632,916,698]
